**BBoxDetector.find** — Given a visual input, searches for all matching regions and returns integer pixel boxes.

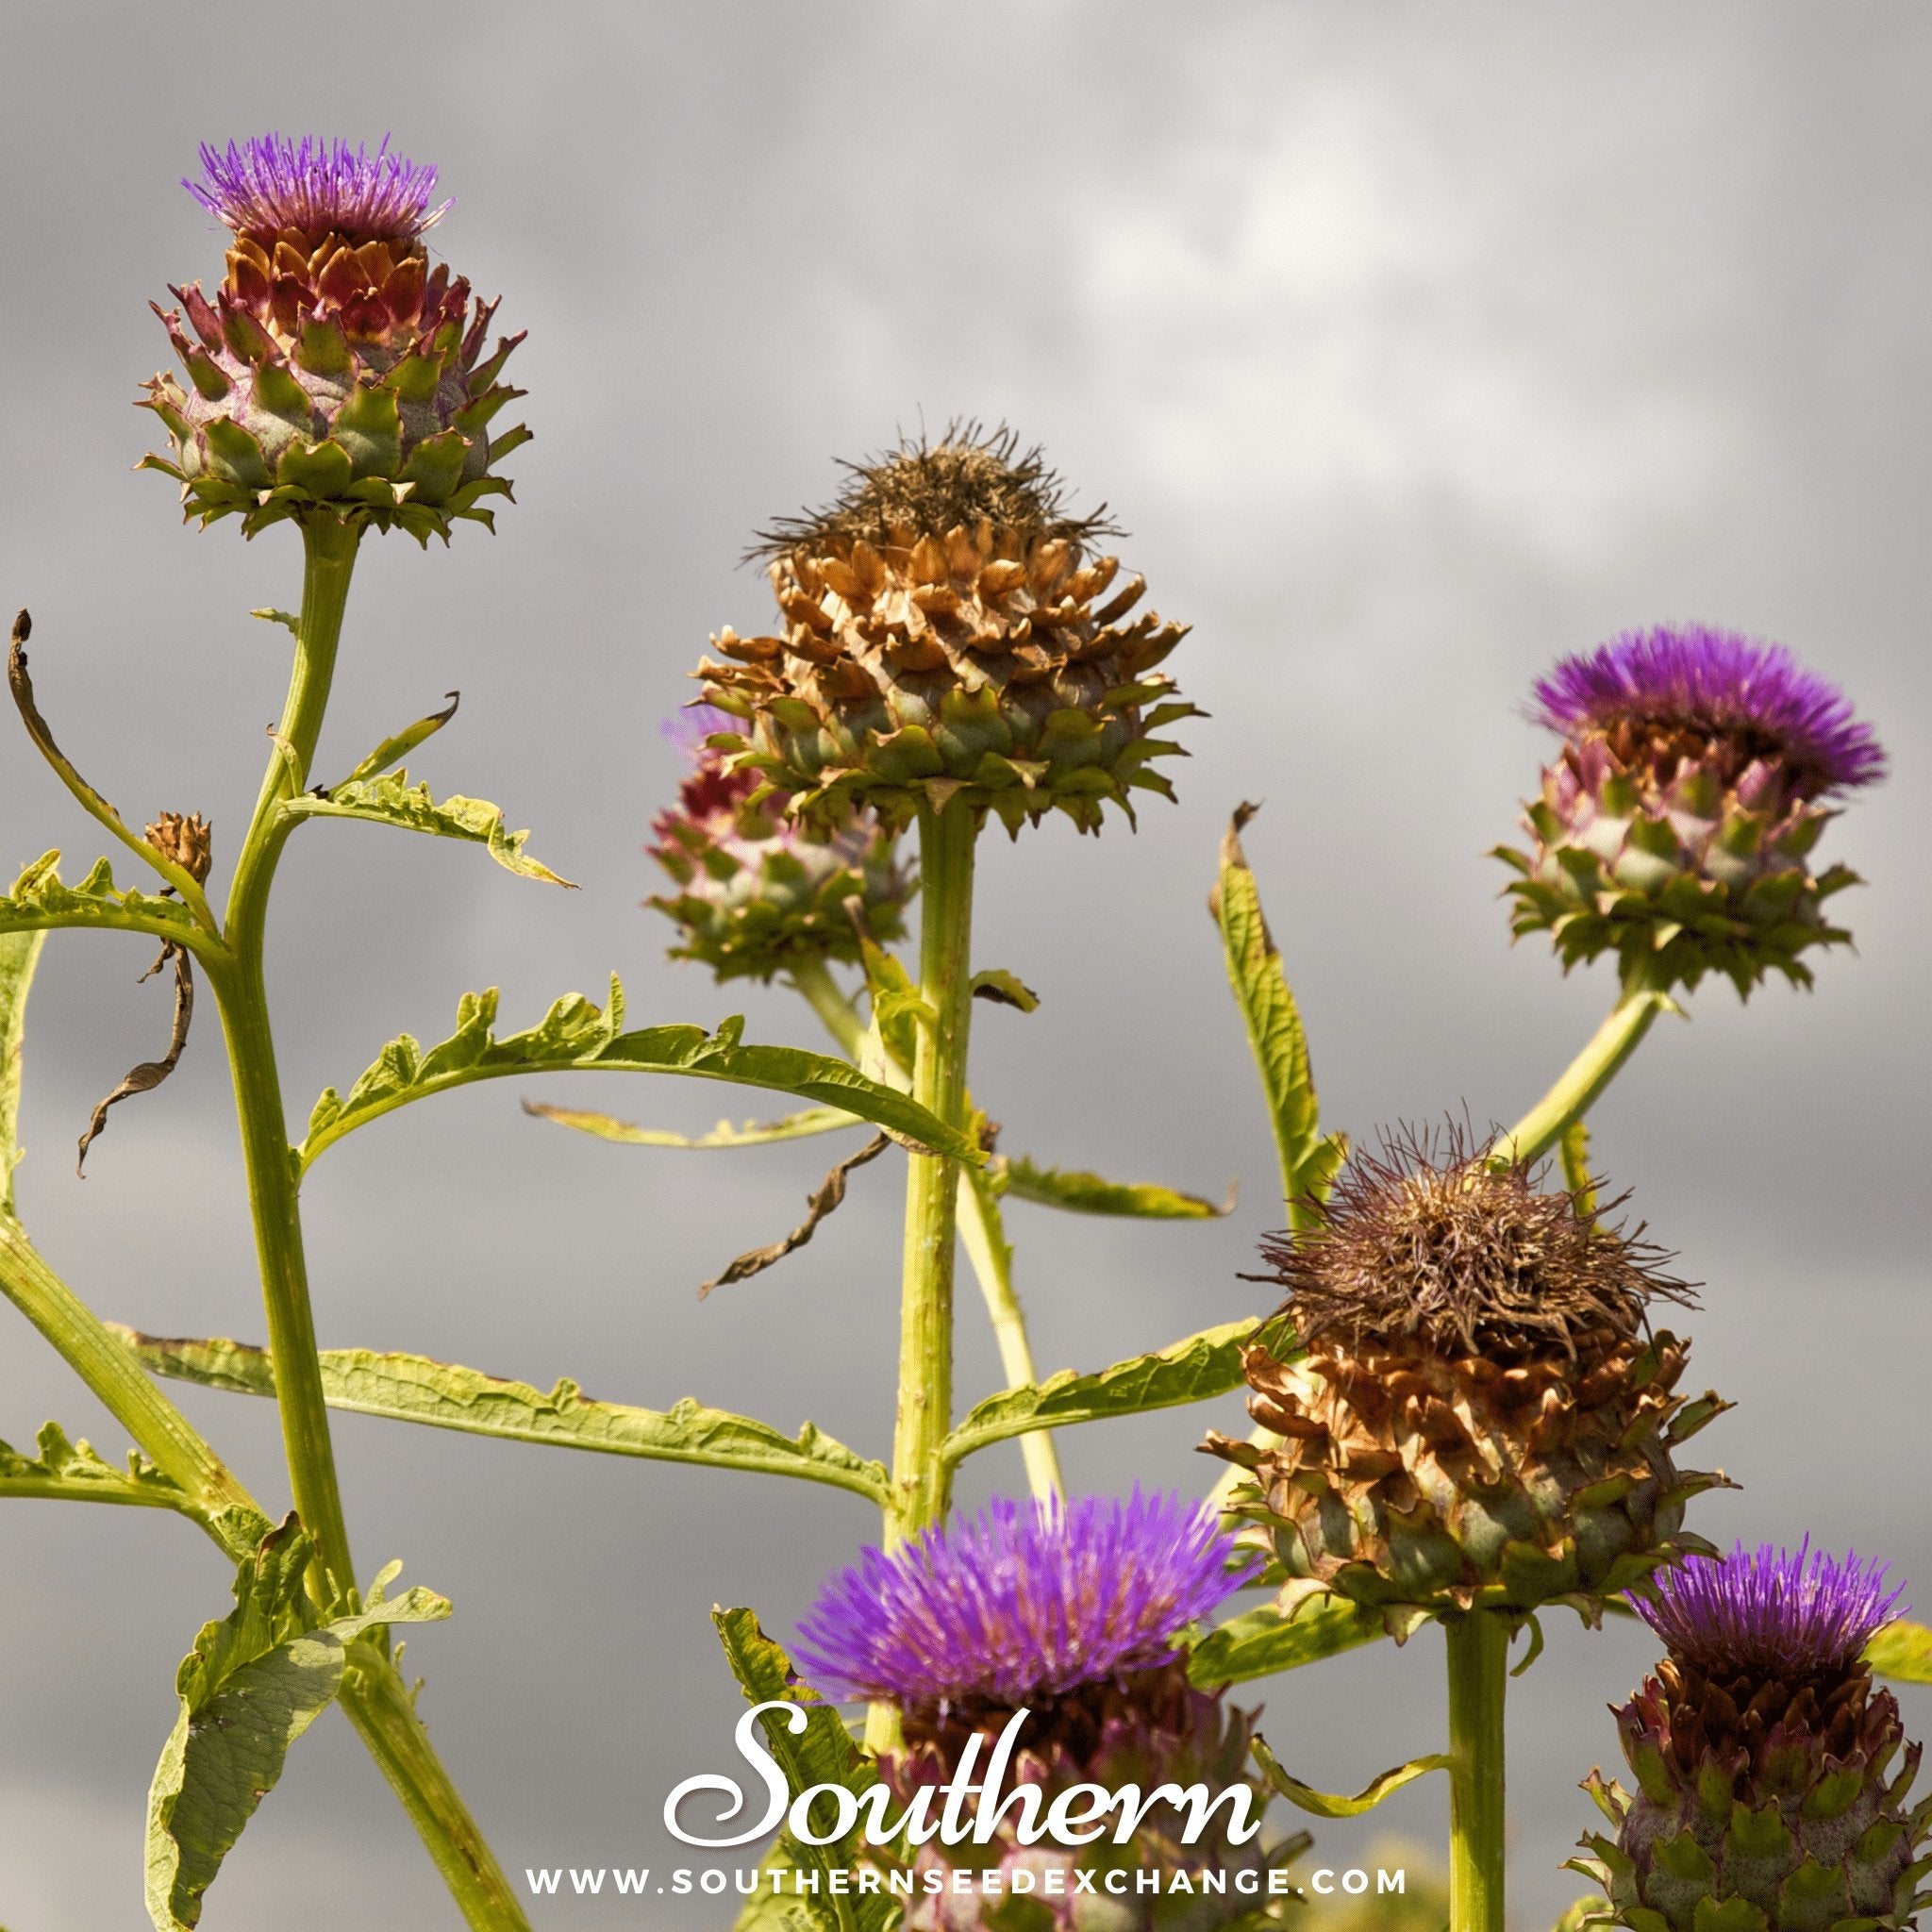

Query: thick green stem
[787,957,866,1059]
[1445,1610,1508,1932]
[957,1168,1061,1502]
[208,514,359,1600]
[866,801,977,1755]
[341,1657,534,1932]
[1502,972,1671,1168]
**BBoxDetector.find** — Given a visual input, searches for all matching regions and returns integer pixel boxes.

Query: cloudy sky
[0,4,1927,1926]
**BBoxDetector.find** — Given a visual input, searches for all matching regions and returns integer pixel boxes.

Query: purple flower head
[795,1491,1254,1707]
[186,135,452,247]
[1532,625,1886,797]
[1637,1539,1906,1676]
[659,704,740,761]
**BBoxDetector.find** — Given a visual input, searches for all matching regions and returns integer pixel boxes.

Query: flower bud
[796,1491,1297,1927]
[645,708,911,981]
[1213,1128,1729,1634]
[696,424,1197,837]
[1574,1542,1930,1932]
[143,811,212,885]
[1497,625,1885,996]
[142,136,527,541]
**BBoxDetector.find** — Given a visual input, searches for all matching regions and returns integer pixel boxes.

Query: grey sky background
[0,3,1927,1925]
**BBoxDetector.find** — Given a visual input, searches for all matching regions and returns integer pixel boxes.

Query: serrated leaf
[1210,804,1339,1225]
[1187,1596,1387,1688]
[0,851,207,953]
[0,1419,189,1512]
[941,1318,1263,1471]
[146,1519,448,1930]
[1250,1734,1452,1819]
[282,768,573,886]
[113,1327,890,1506]
[1868,1620,1932,1685]
[0,928,45,1215]
[712,1607,891,1932]
[522,1100,864,1149]
[296,980,979,1169]
[994,1152,1232,1220]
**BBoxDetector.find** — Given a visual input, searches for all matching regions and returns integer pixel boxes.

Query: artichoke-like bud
[1573,1541,1931,1932]
[142,135,528,541]
[646,708,912,982]
[1496,625,1886,996]
[796,1491,1303,1928]
[1209,1129,1729,1636]
[696,425,1197,837]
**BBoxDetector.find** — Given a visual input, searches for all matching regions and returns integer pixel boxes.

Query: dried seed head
[144,811,212,885]
[752,421,1119,561]
[1259,1124,1695,1358]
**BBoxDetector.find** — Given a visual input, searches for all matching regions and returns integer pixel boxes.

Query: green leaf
[711,1607,891,1932]
[0,1419,190,1513]
[994,1152,1232,1221]
[1868,1619,1932,1685]
[145,1520,448,1930]
[521,1100,864,1150]
[0,851,208,956]
[941,1318,1263,1471]
[296,981,980,1171]
[334,691,461,787]
[0,927,45,1216]
[969,969,1039,1013]
[281,769,573,886]
[1188,1596,1388,1688]
[1210,804,1344,1226]
[1250,1734,1452,1819]
[113,1327,890,1506]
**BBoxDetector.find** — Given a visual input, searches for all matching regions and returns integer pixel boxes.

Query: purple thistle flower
[794,1491,1253,1707]
[1532,624,1886,797]
[185,134,452,246]
[1636,1538,1905,1676]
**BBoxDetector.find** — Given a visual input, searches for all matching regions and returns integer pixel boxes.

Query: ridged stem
[1445,1608,1509,1932]
[209,512,359,1597]
[1501,967,1671,1168]
[789,954,1060,1503]
[865,798,977,1754]
[205,515,529,1932]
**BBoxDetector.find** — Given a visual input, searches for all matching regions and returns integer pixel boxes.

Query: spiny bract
[1496,625,1885,997]
[696,425,1198,838]
[1210,1130,1729,1634]
[1573,1542,1932,1932]
[142,135,528,542]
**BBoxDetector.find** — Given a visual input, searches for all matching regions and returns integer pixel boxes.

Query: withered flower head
[1213,1127,1726,1630]
[697,422,1197,840]
[144,811,212,886]
[142,132,527,543]
[1574,1542,1928,1932]
[1261,1124,1694,1359]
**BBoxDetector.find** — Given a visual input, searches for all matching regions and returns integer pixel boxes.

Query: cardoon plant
[1574,1542,1932,1932]
[796,1491,1304,1927]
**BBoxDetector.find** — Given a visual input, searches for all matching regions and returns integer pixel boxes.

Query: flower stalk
[205,512,360,1599]
[888,796,977,1546]
[1445,1609,1509,1932]
[1502,965,1671,1168]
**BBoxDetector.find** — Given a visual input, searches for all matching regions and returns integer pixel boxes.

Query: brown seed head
[751,420,1121,561]
[144,811,213,886]
[1258,1124,1695,1358]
